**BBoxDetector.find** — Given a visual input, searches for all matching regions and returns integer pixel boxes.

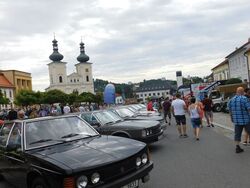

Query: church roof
[49,38,64,62]
[77,41,90,63]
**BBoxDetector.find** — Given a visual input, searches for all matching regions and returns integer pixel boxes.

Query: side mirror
[92,121,100,127]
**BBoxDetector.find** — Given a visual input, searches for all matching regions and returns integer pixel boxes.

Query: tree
[0,90,9,106]
[14,89,38,106]
[79,92,96,103]
[225,78,242,84]
[42,89,67,104]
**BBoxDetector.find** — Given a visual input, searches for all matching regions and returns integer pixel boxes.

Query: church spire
[49,35,64,62]
[77,38,89,63]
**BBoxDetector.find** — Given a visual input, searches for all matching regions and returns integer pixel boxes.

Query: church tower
[47,37,67,92]
[75,40,94,93]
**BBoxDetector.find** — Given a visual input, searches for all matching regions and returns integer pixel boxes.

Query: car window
[81,113,93,123]
[25,116,98,149]
[7,123,22,149]
[0,122,14,147]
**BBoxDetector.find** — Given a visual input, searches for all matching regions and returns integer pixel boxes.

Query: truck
[197,81,247,112]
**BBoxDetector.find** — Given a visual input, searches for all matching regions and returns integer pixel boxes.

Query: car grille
[150,125,161,134]
[99,149,147,183]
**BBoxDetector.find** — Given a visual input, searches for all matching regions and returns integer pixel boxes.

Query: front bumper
[100,161,153,188]
[138,129,163,143]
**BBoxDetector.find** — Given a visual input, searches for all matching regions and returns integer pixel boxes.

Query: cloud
[0,0,250,91]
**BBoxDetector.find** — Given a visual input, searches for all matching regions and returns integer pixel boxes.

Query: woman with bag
[188,97,202,140]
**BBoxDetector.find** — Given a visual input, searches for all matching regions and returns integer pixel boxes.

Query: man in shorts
[162,97,172,125]
[202,94,214,127]
[228,87,250,153]
[171,93,188,138]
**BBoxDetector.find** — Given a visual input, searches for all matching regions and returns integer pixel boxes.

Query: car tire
[0,174,4,181]
[31,177,49,188]
[213,104,222,112]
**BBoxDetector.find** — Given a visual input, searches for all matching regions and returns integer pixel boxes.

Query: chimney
[248,37,250,42]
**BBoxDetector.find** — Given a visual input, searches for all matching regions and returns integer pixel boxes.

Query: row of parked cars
[0,104,165,188]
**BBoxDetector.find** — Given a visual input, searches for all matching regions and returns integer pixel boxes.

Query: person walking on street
[196,99,204,128]
[228,87,250,153]
[188,97,202,140]
[202,94,214,127]
[162,97,172,125]
[243,88,250,145]
[171,93,188,138]
[147,100,154,111]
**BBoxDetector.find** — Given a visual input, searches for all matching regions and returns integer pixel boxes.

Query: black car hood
[32,136,145,173]
[116,120,160,129]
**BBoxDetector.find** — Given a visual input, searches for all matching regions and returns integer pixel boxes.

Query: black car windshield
[95,111,123,125]
[116,108,135,118]
[25,116,98,150]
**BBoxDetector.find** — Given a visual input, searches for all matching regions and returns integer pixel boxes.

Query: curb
[202,120,234,132]
[213,122,234,132]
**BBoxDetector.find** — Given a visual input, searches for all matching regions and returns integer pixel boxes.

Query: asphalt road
[141,117,250,188]
[2,114,250,188]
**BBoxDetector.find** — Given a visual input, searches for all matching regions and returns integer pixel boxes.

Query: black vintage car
[79,110,163,143]
[109,107,167,130]
[0,115,153,188]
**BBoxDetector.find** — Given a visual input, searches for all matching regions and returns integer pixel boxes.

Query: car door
[5,122,27,187]
[0,122,14,180]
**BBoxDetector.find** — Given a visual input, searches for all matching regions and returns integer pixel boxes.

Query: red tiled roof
[0,73,14,88]
[211,59,229,71]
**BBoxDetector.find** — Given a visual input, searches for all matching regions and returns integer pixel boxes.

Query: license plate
[121,180,139,188]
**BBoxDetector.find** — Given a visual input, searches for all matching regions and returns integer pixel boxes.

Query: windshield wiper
[61,133,79,138]
[29,139,65,145]
[115,119,122,123]
[104,122,114,125]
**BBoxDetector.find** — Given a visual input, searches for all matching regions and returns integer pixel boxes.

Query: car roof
[8,114,81,124]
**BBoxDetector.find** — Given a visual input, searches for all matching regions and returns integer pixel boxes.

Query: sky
[0,0,250,91]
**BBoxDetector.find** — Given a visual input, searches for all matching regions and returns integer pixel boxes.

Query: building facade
[245,48,250,83]
[135,81,174,103]
[0,70,32,96]
[226,39,250,82]
[46,38,94,94]
[211,60,229,81]
[0,73,15,109]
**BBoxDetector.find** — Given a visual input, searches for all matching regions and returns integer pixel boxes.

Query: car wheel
[214,104,222,112]
[0,174,4,181]
[31,177,49,188]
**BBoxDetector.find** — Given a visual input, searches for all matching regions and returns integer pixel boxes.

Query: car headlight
[136,157,142,167]
[91,172,100,184]
[77,175,88,188]
[142,153,148,164]
[142,130,147,137]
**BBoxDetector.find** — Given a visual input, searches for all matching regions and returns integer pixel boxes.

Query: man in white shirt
[171,93,188,138]
[63,104,71,114]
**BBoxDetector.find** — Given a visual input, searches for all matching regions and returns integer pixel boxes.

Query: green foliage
[67,93,78,105]
[79,92,96,103]
[0,90,9,105]
[225,78,242,84]
[14,90,38,106]
[42,89,67,104]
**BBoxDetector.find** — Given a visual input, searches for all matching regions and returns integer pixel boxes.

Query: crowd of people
[147,87,250,154]
[0,103,102,124]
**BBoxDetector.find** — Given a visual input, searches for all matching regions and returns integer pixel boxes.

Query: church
[45,38,94,94]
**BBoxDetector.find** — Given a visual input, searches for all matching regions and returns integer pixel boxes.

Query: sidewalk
[211,112,233,131]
